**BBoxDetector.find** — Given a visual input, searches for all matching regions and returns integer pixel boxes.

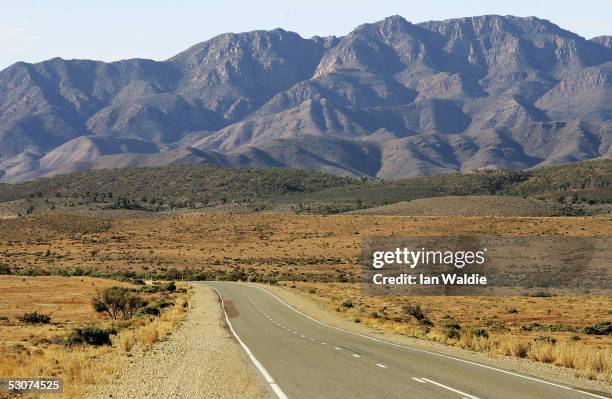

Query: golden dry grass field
[0,276,133,345]
[0,275,190,398]
[0,211,610,386]
[1,212,610,277]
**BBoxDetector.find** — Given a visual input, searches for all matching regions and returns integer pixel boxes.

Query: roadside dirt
[87,285,271,399]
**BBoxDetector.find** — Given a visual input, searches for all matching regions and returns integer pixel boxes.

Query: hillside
[349,196,565,216]
[0,15,610,182]
[0,165,356,206]
[0,159,609,216]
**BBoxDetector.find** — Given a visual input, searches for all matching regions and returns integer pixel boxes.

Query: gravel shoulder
[87,284,271,399]
[261,283,612,396]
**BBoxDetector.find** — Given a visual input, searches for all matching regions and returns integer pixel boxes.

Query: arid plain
[1,211,610,393]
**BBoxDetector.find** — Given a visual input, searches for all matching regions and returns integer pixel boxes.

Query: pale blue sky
[1,0,611,70]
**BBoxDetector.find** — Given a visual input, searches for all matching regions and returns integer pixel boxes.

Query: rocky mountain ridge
[0,14,610,182]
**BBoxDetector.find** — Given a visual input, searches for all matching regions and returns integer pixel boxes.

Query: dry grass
[117,331,136,353]
[0,276,134,345]
[286,281,612,383]
[498,337,530,358]
[0,213,609,279]
[0,344,119,398]
[0,212,610,386]
[0,277,191,398]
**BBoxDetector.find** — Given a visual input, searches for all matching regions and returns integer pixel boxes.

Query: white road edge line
[250,284,610,399]
[209,286,288,399]
[411,377,426,383]
[421,378,479,399]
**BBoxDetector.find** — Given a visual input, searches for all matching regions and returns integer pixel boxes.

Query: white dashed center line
[252,302,377,369]
[421,378,479,399]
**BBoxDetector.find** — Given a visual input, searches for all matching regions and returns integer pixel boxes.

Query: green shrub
[341,299,354,308]
[445,328,461,340]
[583,322,612,335]
[154,299,174,309]
[136,306,161,317]
[529,291,553,298]
[163,281,176,292]
[0,263,11,275]
[405,304,432,325]
[405,304,424,319]
[92,287,147,320]
[18,311,51,324]
[534,336,557,344]
[473,328,489,338]
[444,322,461,331]
[521,322,576,332]
[66,326,116,346]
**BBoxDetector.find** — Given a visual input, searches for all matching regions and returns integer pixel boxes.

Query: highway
[199,282,609,399]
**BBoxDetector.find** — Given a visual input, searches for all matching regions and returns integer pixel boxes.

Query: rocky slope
[0,15,610,182]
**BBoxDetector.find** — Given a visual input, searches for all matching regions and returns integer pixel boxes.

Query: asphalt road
[199,282,609,399]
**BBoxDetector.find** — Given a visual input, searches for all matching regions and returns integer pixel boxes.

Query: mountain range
[1,15,611,182]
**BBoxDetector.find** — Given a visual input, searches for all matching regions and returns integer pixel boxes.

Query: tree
[92,287,147,320]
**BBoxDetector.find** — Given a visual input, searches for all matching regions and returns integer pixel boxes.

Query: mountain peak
[591,36,612,49]
[0,14,611,182]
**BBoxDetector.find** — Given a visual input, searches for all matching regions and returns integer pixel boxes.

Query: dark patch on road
[224,300,239,318]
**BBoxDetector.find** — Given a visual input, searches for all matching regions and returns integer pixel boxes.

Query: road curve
[198,282,609,399]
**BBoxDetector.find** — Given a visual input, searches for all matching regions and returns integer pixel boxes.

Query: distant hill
[0,15,610,182]
[349,196,565,217]
[0,159,609,216]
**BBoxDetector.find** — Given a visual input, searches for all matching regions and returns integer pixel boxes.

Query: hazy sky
[1,0,611,70]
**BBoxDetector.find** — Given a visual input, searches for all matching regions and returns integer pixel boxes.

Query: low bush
[444,322,461,331]
[521,322,576,332]
[65,326,116,346]
[528,291,553,298]
[92,287,147,320]
[445,328,461,340]
[473,328,489,338]
[534,336,557,344]
[0,263,11,275]
[18,311,51,324]
[583,321,612,335]
[341,299,354,308]
[405,304,432,326]
[136,306,161,317]
[163,281,176,292]
[500,338,529,358]
[154,299,174,309]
